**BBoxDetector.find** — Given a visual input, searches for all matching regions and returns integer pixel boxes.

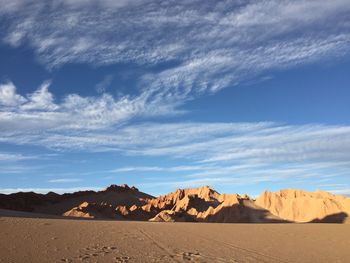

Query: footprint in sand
[181,252,202,262]
[60,258,72,263]
[115,256,130,262]
[173,252,202,262]
[172,251,229,263]
[77,245,118,261]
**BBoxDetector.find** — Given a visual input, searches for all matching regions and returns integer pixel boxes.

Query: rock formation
[256,189,350,223]
[147,186,284,223]
[0,184,349,223]
[63,202,121,219]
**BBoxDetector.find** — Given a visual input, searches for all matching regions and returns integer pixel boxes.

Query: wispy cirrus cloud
[0,152,38,162]
[1,120,350,168]
[1,0,350,97]
[326,188,350,196]
[0,81,181,132]
[1,1,350,153]
[1,80,349,185]
[95,75,113,94]
[0,1,350,194]
[48,178,82,183]
[110,165,210,173]
[130,162,350,195]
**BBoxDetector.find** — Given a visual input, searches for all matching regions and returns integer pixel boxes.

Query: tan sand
[0,212,350,262]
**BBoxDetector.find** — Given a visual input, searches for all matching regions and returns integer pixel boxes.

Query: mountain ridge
[0,184,349,223]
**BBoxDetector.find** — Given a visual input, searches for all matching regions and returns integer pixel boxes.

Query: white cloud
[111,161,350,192]
[110,165,209,173]
[1,120,349,170]
[1,1,350,193]
[0,3,349,144]
[326,188,350,196]
[1,88,349,173]
[48,178,82,183]
[1,0,349,96]
[21,81,57,110]
[0,81,181,133]
[0,82,27,107]
[95,75,113,94]
[0,152,39,162]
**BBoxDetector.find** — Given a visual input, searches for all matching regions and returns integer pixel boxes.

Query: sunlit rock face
[255,189,350,223]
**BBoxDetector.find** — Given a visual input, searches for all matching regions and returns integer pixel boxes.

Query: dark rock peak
[104,184,139,192]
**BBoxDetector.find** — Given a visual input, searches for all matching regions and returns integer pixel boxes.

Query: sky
[0,0,349,197]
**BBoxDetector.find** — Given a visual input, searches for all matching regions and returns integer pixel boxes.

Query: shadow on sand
[203,203,290,223]
[2,207,348,223]
[309,212,348,223]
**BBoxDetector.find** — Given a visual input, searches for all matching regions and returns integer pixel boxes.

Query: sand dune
[0,184,349,223]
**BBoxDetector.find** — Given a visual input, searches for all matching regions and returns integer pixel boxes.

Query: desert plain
[1,185,350,262]
[1,213,350,263]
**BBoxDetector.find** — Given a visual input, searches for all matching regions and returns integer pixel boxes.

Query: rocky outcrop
[149,210,194,222]
[63,202,121,219]
[255,189,350,223]
[104,184,139,192]
[147,186,284,223]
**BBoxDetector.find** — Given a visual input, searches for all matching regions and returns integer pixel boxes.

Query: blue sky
[0,0,349,196]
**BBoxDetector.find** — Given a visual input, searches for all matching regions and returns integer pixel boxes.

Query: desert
[1,1,350,262]
[0,185,350,262]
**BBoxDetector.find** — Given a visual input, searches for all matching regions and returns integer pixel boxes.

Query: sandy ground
[0,214,350,262]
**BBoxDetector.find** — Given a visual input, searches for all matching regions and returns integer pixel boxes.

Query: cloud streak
[1,0,349,97]
[1,80,349,186]
[48,178,82,183]
[1,120,349,168]
[0,81,181,132]
[0,152,39,162]
[0,1,350,193]
[1,2,350,156]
